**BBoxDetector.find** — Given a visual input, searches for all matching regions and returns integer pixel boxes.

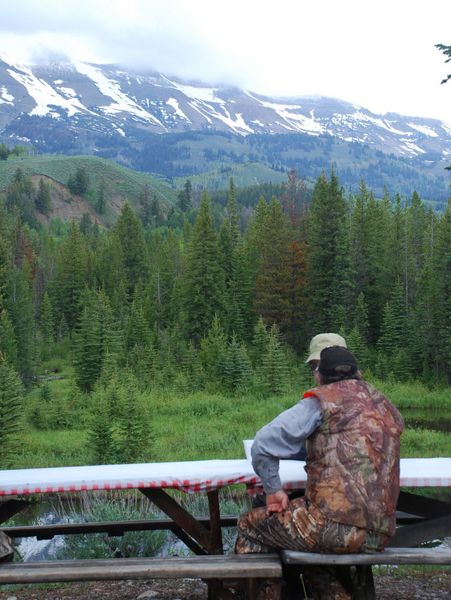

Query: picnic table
[1,455,450,550]
[0,456,450,598]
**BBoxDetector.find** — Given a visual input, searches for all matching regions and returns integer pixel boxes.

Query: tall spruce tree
[0,354,24,468]
[35,178,51,214]
[307,173,352,333]
[199,315,227,383]
[0,310,18,368]
[53,221,89,332]
[223,334,252,393]
[183,193,225,342]
[254,198,291,333]
[433,200,451,382]
[261,324,288,395]
[113,203,148,297]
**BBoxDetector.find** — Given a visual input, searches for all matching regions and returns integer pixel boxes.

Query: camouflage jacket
[303,379,404,536]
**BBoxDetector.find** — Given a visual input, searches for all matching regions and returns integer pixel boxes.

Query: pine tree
[177,179,192,212]
[68,167,90,195]
[286,239,307,352]
[6,169,36,226]
[0,310,18,368]
[219,180,251,339]
[180,341,204,391]
[226,178,240,244]
[345,326,369,372]
[40,291,54,343]
[53,221,89,331]
[376,280,411,379]
[183,192,225,342]
[113,203,148,297]
[35,178,51,214]
[73,294,102,392]
[432,200,451,382]
[254,198,291,332]
[87,388,119,464]
[96,180,107,214]
[353,292,370,344]
[125,290,149,351]
[0,143,9,161]
[5,264,34,383]
[261,324,288,395]
[223,334,252,392]
[307,173,351,334]
[199,315,227,383]
[0,354,24,468]
[251,316,270,368]
[116,377,153,463]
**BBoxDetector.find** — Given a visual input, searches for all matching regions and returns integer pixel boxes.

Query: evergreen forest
[0,165,450,469]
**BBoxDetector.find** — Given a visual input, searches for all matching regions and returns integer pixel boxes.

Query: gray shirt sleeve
[251,396,322,494]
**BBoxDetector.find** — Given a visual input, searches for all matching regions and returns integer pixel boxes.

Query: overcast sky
[0,0,450,122]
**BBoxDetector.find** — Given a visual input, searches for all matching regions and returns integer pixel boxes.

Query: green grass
[15,430,89,468]
[0,154,177,212]
[174,162,287,190]
[15,383,450,469]
[14,351,450,469]
[371,378,451,410]
[400,428,450,458]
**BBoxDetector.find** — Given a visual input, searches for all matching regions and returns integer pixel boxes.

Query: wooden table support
[139,488,211,554]
[0,500,29,524]
[390,491,451,547]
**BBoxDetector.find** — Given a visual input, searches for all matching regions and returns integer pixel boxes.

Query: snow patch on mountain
[209,109,254,134]
[166,98,191,122]
[163,76,225,104]
[7,66,84,117]
[246,92,324,135]
[74,62,165,128]
[351,112,410,135]
[57,86,78,99]
[400,140,426,155]
[0,86,14,104]
[407,123,439,137]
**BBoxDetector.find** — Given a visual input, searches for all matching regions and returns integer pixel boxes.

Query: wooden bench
[1,548,449,599]
[0,554,282,600]
[282,547,451,599]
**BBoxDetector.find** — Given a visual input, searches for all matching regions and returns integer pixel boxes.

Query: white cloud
[0,0,450,121]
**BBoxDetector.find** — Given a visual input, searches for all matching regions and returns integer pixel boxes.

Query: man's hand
[266,490,289,515]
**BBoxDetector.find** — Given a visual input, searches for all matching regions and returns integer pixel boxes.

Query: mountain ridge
[1,54,449,154]
[0,54,450,203]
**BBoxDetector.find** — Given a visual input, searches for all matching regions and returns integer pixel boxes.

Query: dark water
[402,408,451,433]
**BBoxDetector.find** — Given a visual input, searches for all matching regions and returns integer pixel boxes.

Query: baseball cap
[318,346,358,377]
[305,333,347,363]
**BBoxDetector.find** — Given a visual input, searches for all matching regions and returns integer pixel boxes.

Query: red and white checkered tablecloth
[0,456,450,497]
[0,460,259,496]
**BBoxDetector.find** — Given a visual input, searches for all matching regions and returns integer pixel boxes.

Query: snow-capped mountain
[0,53,450,161]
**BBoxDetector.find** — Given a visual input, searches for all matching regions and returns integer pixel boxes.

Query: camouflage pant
[235,497,389,600]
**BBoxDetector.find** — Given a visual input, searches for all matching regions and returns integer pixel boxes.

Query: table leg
[0,500,29,525]
[207,490,223,554]
[140,488,225,555]
[392,491,451,547]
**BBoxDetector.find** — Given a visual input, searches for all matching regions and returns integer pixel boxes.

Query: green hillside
[174,162,287,191]
[0,154,177,213]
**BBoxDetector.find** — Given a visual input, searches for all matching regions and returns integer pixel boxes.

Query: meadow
[15,353,451,470]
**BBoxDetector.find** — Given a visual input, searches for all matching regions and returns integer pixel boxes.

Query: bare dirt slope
[31,176,106,226]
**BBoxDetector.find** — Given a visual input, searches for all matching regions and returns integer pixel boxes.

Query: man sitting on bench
[236,346,404,600]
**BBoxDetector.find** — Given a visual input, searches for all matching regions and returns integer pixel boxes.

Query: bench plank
[0,554,282,584]
[282,547,451,566]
